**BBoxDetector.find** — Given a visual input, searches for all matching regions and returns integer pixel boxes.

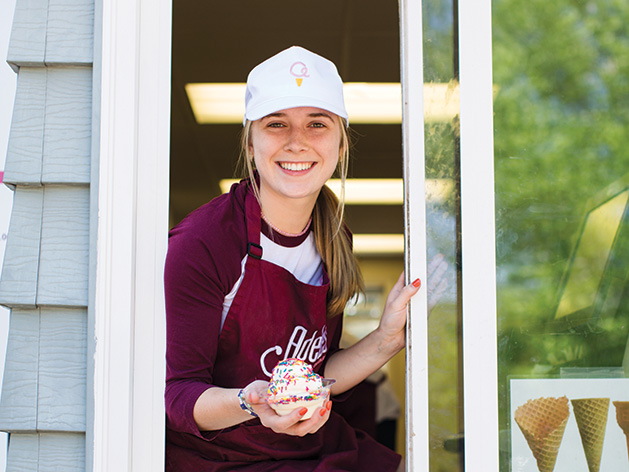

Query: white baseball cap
[243,46,348,125]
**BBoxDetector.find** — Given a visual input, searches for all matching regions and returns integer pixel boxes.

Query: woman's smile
[278,161,316,172]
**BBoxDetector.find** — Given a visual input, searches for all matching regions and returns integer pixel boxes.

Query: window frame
[91,0,171,470]
[458,0,500,469]
[399,0,430,470]
[91,0,499,470]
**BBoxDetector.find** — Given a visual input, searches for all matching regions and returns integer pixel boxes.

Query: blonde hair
[238,117,364,317]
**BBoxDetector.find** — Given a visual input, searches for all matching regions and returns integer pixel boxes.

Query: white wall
[0,0,18,470]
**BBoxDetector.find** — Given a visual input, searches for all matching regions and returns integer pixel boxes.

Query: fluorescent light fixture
[343,83,401,124]
[324,178,401,204]
[219,178,453,205]
[353,234,404,254]
[186,83,245,124]
[186,82,460,124]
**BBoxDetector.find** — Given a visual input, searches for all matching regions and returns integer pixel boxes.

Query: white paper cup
[268,379,336,420]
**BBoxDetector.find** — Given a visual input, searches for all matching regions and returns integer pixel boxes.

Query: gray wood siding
[37,186,90,306]
[0,309,38,431]
[46,0,94,64]
[0,0,96,469]
[0,187,43,306]
[7,433,86,472]
[3,67,92,186]
[9,0,93,66]
[3,67,46,183]
[38,308,87,432]
[0,308,86,432]
[42,68,92,184]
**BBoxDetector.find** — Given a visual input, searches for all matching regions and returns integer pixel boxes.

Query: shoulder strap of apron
[245,189,263,260]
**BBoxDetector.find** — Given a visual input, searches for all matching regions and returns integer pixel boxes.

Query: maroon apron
[213,191,331,385]
[166,190,401,472]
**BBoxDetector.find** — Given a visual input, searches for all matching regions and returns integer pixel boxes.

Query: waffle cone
[571,398,609,472]
[515,396,570,472]
[613,401,629,462]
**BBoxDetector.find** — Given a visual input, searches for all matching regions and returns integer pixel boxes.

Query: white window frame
[458,0,500,470]
[401,0,499,470]
[399,1,430,471]
[92,0,172,470]
[91,0,498,471]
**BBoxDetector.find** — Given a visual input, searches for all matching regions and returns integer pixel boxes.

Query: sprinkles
[267,358,323,403]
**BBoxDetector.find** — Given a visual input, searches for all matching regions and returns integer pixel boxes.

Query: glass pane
[423,0,464,470]
[493,1,629,470]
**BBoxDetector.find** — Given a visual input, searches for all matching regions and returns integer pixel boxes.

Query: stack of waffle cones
[613,401,629,463]
[515,396,570,472]
[571,398,609,472]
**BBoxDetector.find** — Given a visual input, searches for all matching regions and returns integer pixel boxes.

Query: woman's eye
[310,122,326,128]
[267,122,285,128]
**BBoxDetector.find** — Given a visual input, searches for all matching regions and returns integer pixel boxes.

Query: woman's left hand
[321,272,421,395]
[376,272,422,351]
[246,381,333,436]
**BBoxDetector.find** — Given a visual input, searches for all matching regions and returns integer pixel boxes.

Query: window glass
[493,1,629,470]
[423,0,463,470]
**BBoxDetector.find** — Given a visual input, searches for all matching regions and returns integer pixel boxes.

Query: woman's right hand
[244,380,332,437]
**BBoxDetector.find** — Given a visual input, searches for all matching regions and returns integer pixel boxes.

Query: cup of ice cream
[267,358,335,420]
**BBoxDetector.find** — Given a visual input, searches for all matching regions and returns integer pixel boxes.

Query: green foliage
[492,0,629,454]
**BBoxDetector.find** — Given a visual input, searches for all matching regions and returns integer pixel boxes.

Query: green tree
[492,0,629,467]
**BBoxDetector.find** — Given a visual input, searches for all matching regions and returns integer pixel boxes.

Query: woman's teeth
[279,162,313,171]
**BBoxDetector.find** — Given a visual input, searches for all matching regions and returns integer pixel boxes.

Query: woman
[165,46,422,471]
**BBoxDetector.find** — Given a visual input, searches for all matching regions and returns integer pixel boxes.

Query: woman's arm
[324,272,421,394]
[192,385,257,430]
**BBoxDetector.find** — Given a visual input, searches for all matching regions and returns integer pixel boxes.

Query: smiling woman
[164,45,421,472]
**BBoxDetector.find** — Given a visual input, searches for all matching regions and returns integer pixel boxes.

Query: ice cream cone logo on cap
[290,61,309,87]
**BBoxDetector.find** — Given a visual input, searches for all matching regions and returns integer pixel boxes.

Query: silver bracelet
[238,388,258,417]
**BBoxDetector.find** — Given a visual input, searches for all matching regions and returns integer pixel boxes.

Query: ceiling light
[317,178,403,204]
[186,83,245,124]
[353,234,404,254]
[186,82,460,124]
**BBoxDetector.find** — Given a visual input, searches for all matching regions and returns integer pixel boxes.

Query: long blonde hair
[238,117,364,317]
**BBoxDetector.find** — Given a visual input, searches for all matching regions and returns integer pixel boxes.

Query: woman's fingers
[260,400,332,436]
[377,271,422,344]
[289,401,332,436]
[246,381,269,404]
[386,272,422,313]
[249,380,333,436]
